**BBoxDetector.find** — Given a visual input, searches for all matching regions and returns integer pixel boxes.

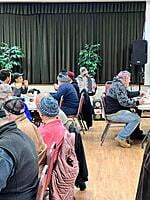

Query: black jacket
[0,121,38,200]
[81,90,93,128]
[136,141,150,200]
[69,123,88,186]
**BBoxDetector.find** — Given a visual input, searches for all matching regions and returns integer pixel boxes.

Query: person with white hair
[76,67,97,95]
[105,70,145,148]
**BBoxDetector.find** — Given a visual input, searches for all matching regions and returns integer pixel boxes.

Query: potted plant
[0,42,24,71]
[77,44,102,76]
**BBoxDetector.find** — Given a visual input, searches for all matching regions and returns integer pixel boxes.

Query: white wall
[144,1,150,85]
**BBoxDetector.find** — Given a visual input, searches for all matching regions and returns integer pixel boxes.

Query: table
[21,94,41,126]
[21,94,37,110]
[138,102,150,148]
[138,104,150,111]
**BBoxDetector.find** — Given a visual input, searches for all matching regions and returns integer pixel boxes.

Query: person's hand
[140,91,146,97]
[54,83,58,91]
[23,80,28,87]
[130,108,136,113]
[139,98,145,105]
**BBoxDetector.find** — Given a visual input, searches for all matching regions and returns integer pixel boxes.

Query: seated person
[0,108,38,199]
[35,93,73,128]
[11,73,28,97]
[67,71,80,98]
[0,69,13,108]
[51,71,79,116]
[38,96,79,199]
[3,98,47,176]
[38,96,65,156]
[105,70,145,148]
[76,67,97,96]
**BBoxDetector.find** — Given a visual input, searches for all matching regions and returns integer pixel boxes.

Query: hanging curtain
[0,2,146,83]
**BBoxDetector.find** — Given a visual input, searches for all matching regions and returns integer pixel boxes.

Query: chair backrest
[36,142,56,200]
[101,93,108,121]
[105,81,112,93]
[59,95,64,108]
[77,93,85,117]
[45,142,57,188]
[36,165,48,200]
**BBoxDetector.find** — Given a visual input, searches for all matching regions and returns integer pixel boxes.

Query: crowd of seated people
[51,70,79,116]
[0,97,86,198]
[0,67,149,199]
[52,69,93,128]
[0,68,90,198]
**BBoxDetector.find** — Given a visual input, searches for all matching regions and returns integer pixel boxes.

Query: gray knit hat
[57,71,70,82]
[39,97,59,117]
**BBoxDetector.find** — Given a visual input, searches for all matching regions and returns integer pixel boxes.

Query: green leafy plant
[0,42,24,70]
[77,44,102,76]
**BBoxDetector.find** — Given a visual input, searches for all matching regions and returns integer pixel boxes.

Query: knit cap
[67,71,75,80]
[39,97,59,117]
[117,70,130,79]
[80,67,88,75]
[57,71,70,82]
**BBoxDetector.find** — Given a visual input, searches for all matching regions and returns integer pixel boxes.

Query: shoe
[115,137,131,148]
[126,137,134,145]
[75,182,86,191]
[79,182,86,191]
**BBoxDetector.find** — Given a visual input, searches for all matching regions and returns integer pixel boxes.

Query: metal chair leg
[77,117,86,134]
[100,123,110,146]
[79,114,88,131]
[141,130,150,149]
[80,114,88,131]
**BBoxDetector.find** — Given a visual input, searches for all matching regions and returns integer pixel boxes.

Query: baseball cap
[3,98,25,115]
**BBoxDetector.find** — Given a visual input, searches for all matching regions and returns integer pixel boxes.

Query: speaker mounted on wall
[129,39,148,66]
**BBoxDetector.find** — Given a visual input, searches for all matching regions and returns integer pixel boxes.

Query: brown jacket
[16,115,47,176]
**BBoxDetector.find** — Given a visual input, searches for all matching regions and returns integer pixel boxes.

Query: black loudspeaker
[129,39,148,65]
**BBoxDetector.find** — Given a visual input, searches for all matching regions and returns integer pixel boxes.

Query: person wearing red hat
[67,71,80,98]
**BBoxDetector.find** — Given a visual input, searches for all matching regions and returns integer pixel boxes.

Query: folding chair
[36,165,48,200]
[59,95,64,107]
[36,142,56,200]
[100,93,126,146]
[141,130,150,149]
[105,81,112,93]
[67,93,87,134]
